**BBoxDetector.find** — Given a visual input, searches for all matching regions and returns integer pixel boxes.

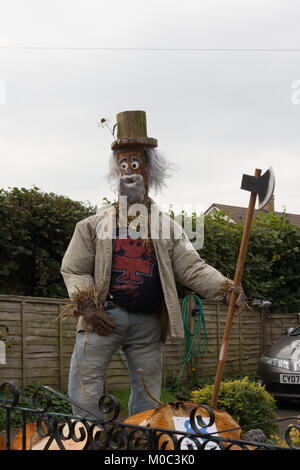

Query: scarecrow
[60,110,244,420]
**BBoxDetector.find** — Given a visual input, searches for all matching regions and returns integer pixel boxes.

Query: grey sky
[0,0,299,214]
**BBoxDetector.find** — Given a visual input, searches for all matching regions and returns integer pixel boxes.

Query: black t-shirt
[109,231,163,312]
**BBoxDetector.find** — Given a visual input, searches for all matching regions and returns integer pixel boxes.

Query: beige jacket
[61,201,227,342]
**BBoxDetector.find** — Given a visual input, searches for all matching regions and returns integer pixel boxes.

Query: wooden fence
[0,294,299,392]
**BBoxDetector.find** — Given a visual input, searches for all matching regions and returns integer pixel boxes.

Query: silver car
[256,325,300,401]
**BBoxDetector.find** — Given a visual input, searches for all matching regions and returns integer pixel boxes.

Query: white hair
[106,147,177,194]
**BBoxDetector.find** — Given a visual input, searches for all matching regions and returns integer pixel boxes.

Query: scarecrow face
[116,149,147,184]
[116,148,148,204]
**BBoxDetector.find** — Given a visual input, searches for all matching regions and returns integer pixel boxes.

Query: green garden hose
[165,294,208,390]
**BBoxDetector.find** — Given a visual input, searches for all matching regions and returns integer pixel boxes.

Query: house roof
[204,203,300,227]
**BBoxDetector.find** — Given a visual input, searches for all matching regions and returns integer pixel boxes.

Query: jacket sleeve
[61,219,95,298]
[171,230,227,302]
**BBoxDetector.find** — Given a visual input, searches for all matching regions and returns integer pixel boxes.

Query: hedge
[0,187,299,312]
[0,186,96,297]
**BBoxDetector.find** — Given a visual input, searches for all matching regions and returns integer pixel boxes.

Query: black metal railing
[0,381,300,451]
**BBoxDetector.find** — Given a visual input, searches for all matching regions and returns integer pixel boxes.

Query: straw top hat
[111,110,158,150]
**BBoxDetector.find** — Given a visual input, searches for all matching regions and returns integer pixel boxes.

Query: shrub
[191,377,278,438]
[1,187,299,312]
[0,381,72,430]
[198,210,300,313]
[0,186,96,298]
[172,209,300,313]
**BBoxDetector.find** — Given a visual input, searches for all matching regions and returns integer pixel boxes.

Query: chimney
[262,194,275,212]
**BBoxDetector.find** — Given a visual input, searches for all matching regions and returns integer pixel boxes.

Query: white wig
[106,147,177,194]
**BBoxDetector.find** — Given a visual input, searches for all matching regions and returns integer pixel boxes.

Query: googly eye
[131,161,140,170]
[120,162,128,170]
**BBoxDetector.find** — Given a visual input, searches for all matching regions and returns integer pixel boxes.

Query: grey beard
[118,174,146,204]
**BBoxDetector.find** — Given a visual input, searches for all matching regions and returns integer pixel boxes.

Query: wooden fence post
[21,301,26,389]
[216,303,220,361]
[185,293,192,385]
[260,307,265,354]
[58,304,63,391]
[238,310,242,376]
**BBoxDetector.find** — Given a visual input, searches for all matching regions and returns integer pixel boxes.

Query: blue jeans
[68,305,163,421]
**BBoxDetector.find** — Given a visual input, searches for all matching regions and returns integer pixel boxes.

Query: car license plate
[280,374,300,384]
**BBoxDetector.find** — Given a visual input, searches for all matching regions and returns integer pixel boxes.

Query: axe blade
[241,167,275,209]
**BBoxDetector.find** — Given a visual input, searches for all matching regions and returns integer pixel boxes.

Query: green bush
[172,208,300,313]
[0,381,72,430]
[0,187,299,312]
[197,210,300,313]
[191,377,278,438]
[0,187,96,297]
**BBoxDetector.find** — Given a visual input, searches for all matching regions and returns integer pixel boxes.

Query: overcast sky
[0,0,300,215]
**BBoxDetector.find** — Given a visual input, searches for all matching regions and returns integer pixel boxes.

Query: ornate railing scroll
[0,381,299,451]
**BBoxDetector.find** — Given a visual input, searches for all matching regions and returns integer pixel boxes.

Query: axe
[210,167,275,409]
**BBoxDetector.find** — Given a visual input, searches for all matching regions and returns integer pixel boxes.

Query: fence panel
[0,295,299,392]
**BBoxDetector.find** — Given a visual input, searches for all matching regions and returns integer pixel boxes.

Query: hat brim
[111,137,158,150]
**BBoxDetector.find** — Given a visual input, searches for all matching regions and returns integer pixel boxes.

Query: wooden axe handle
[210,168,262,409]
